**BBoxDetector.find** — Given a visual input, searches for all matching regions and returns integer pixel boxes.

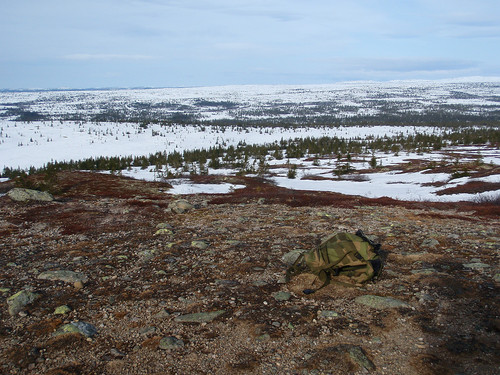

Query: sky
[1,0,499,89]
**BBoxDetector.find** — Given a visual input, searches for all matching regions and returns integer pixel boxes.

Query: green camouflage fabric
[286,231,382,293]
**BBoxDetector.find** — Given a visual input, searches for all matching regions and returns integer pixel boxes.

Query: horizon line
[2,75,500,92]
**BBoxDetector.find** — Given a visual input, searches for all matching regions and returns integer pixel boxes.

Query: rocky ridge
[0,171,498,374]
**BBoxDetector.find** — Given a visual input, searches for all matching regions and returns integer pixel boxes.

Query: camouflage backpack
[286,230,383,294]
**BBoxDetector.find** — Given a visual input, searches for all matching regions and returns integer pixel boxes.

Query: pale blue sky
[1,0,499,89]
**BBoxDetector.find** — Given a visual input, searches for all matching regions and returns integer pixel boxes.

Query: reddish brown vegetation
[437,181,500,195]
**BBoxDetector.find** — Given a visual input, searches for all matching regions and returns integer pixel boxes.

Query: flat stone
[272,291,292,301]
[156,223,173,230]
[411,268,437,275]
[252,280,268,287]
[7,188,54,202]
[463,262,490,269]
[318,310,339,319]
[54,321,97,338]
[159,336,184,350]
[191,240,210,250]
[174,310,226,323]
[38,270,88,284]
[355,295,410,309]
[155,309,170,318]
[346,345,375,371]
[215,279,240,287]
[7,290,40,316]
[110,348,126,358]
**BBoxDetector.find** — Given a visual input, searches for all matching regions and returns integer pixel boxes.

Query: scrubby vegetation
[2,126,498,179]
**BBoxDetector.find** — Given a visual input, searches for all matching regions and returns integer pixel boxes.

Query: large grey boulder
[7,188,54,202]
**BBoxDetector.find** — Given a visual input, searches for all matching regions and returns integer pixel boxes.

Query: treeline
[4,102,500,128]
[2,126,498,179]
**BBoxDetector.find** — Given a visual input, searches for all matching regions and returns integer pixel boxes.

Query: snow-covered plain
[0,121,448,170]
[1,79,499,202]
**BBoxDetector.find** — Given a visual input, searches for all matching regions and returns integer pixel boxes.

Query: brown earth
[0,172,499,374]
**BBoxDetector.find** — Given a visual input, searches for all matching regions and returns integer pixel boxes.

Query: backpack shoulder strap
[285,253,306,282]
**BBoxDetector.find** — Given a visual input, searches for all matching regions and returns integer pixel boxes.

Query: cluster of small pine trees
[2,126,498,179]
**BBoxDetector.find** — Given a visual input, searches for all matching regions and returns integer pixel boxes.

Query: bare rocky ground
[0,171,499,375]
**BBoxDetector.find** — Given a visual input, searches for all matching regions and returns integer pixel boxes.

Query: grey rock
[168,199,193,214]
[463,262,490,270]
[159,336,184,350]
[7,188,54,202]
[156,222,173,230]
[411,268,437,275]
[38,270,88,284]
[318,310,339,319]
[7,290,40,316]
[420,238,440,249]
[346,345,375,371]
[155,228,174,236]
[139,326,157,335]
[155,309,170,318]
[252,280,268,287]
[54,305,72,315]
[215,279,240,287]
[138,249,157,263]
[174,310,226,323]
[110,348,126,358]
[355,295,410,309]
[272,291,292,301]
[226,240,242,246]
[55,321,97,338]
[191,240,210,250]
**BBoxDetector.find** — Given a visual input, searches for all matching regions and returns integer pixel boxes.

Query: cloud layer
[0,0,499,88]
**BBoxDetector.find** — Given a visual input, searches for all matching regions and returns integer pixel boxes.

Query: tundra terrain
[0,171,498,374]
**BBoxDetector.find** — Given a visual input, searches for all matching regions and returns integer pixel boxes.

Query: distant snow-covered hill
[1,79,499,123]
